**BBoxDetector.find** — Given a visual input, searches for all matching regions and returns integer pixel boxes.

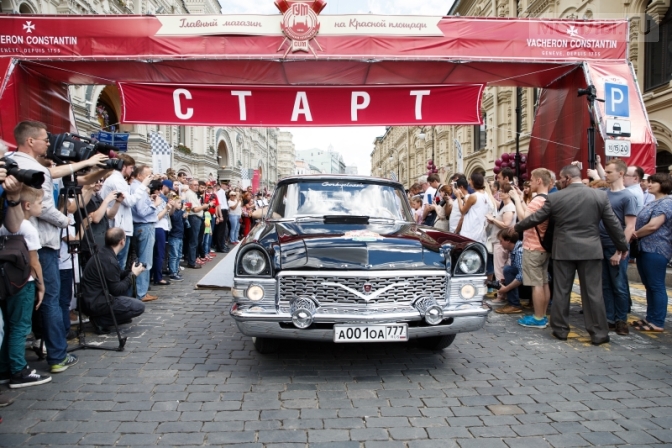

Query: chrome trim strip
[230,305,489,323]
[277,270,447,278]
[234,315,488,341]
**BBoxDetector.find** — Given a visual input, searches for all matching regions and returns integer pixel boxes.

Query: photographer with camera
[4,121,109,374]
[80,227,145,334]
[79,177,123,267]
[0,157,25,234]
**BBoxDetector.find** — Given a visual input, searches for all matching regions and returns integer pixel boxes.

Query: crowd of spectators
[0,120,271,417]
[407,160,672,343]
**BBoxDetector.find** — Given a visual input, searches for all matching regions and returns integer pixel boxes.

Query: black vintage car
[230,175,489,353]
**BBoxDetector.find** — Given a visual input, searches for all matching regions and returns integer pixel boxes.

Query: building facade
[296,145,346,175]
[3,0,286,188]
[277,131,296,180]
[371,0,672,186]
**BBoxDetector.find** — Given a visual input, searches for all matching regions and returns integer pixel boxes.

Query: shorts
[522,249,550,286]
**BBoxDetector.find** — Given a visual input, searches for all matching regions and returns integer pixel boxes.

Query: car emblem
[322,281,410,302]
[23,21,35,33]
[363,283,373,295]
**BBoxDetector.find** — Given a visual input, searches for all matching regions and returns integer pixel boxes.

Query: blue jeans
[117,235,131,270]
[637,251,669,328]
[151,228,166,283]
[187,215,202,266]
[203,233,212,255]
[503,265,520,307]
[133,223,156,299]
[229,214,241,243]
[602,245,630,323]
[38,248,68,366]
[167,237,183,276]
[59,269,73,335]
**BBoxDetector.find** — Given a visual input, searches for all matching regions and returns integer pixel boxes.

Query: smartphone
[577,162,583,170]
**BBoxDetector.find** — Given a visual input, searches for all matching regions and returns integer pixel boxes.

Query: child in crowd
[410,197,423,224]
[0,185,51,388]
[203,210,213,260]
[167,196,186,282]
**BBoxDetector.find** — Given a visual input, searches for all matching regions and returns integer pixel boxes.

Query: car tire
[416,334,456,350]
[252,337,278,354]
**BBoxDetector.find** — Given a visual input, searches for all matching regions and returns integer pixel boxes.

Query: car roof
[277,174,402,188]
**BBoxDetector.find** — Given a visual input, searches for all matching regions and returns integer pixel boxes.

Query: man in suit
[514,165,629,345]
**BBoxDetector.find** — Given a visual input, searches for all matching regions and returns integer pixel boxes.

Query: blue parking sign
[604,83,629,118]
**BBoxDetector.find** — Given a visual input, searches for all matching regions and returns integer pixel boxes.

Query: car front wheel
[252,337,278,354]
[416,334,456,350]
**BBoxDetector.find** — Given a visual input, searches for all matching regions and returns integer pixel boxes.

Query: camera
[0,156,45,189]
[486,280,501,290]
[46,133,124,171]
[115,192,122,198]
[133,259,147,269]
[577,85,596,98]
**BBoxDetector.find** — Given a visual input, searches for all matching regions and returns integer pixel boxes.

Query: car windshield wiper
[294,215,327,222]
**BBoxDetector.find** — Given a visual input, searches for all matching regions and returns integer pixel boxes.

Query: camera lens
[1,157,45,189]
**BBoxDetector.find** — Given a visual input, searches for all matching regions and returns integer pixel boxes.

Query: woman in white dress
[456,172,491,245]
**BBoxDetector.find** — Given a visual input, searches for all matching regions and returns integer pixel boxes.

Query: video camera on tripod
[47,133,125,171]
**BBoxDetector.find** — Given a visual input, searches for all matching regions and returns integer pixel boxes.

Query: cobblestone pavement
[2,255,672,447]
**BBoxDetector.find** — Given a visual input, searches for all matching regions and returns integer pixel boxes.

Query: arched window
[19,3,35,13]
[96,89,120,131]
[645,9,672,91]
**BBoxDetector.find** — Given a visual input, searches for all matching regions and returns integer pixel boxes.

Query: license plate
[333,324,408,343]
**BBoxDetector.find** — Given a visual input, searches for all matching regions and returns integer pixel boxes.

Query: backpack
[531,194,555,253]
[0,235,32,300]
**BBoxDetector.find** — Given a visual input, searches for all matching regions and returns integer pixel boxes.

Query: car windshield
[268,180,414,221]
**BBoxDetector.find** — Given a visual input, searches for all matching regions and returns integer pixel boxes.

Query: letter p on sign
[604,83,629,118]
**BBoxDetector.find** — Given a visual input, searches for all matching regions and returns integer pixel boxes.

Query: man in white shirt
[214,183,229,252]
[101,154,152,269]
[624,165,645,214]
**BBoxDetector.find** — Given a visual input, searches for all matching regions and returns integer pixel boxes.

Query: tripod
[59,175,126,352]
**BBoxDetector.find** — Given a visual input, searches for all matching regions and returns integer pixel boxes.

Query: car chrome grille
[278,274,448,308]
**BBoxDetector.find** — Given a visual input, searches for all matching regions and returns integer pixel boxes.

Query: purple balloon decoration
[520,155,527,163]
[521,173,529,181]
[501,162,509,168]
[501,153,510,162]
[494,159,502,167]
[519,163,527,172]
[493,166,501,174]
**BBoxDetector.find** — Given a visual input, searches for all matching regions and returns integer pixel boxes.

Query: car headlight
[246,285,264,301]
[458,250,482,275]
[241,250,267,275]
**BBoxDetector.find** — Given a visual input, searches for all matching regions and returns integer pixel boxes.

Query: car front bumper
[230,304,489,341]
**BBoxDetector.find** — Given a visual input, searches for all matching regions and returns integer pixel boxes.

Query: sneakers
[0,372,10,385]
[518,315,549,329]
[187,264,202,269]
[50,354,78,373]
[495,305,523,314]
[485,298,506,307]
[9,367,52,389]
[169,274,184,282]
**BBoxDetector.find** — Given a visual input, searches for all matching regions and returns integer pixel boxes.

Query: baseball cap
[162,179,174,190]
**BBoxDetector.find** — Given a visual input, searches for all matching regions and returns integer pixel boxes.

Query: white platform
[196,245,239,289]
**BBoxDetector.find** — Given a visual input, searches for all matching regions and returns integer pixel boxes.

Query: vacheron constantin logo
[276,0,326,57]
[23,21,35,33]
